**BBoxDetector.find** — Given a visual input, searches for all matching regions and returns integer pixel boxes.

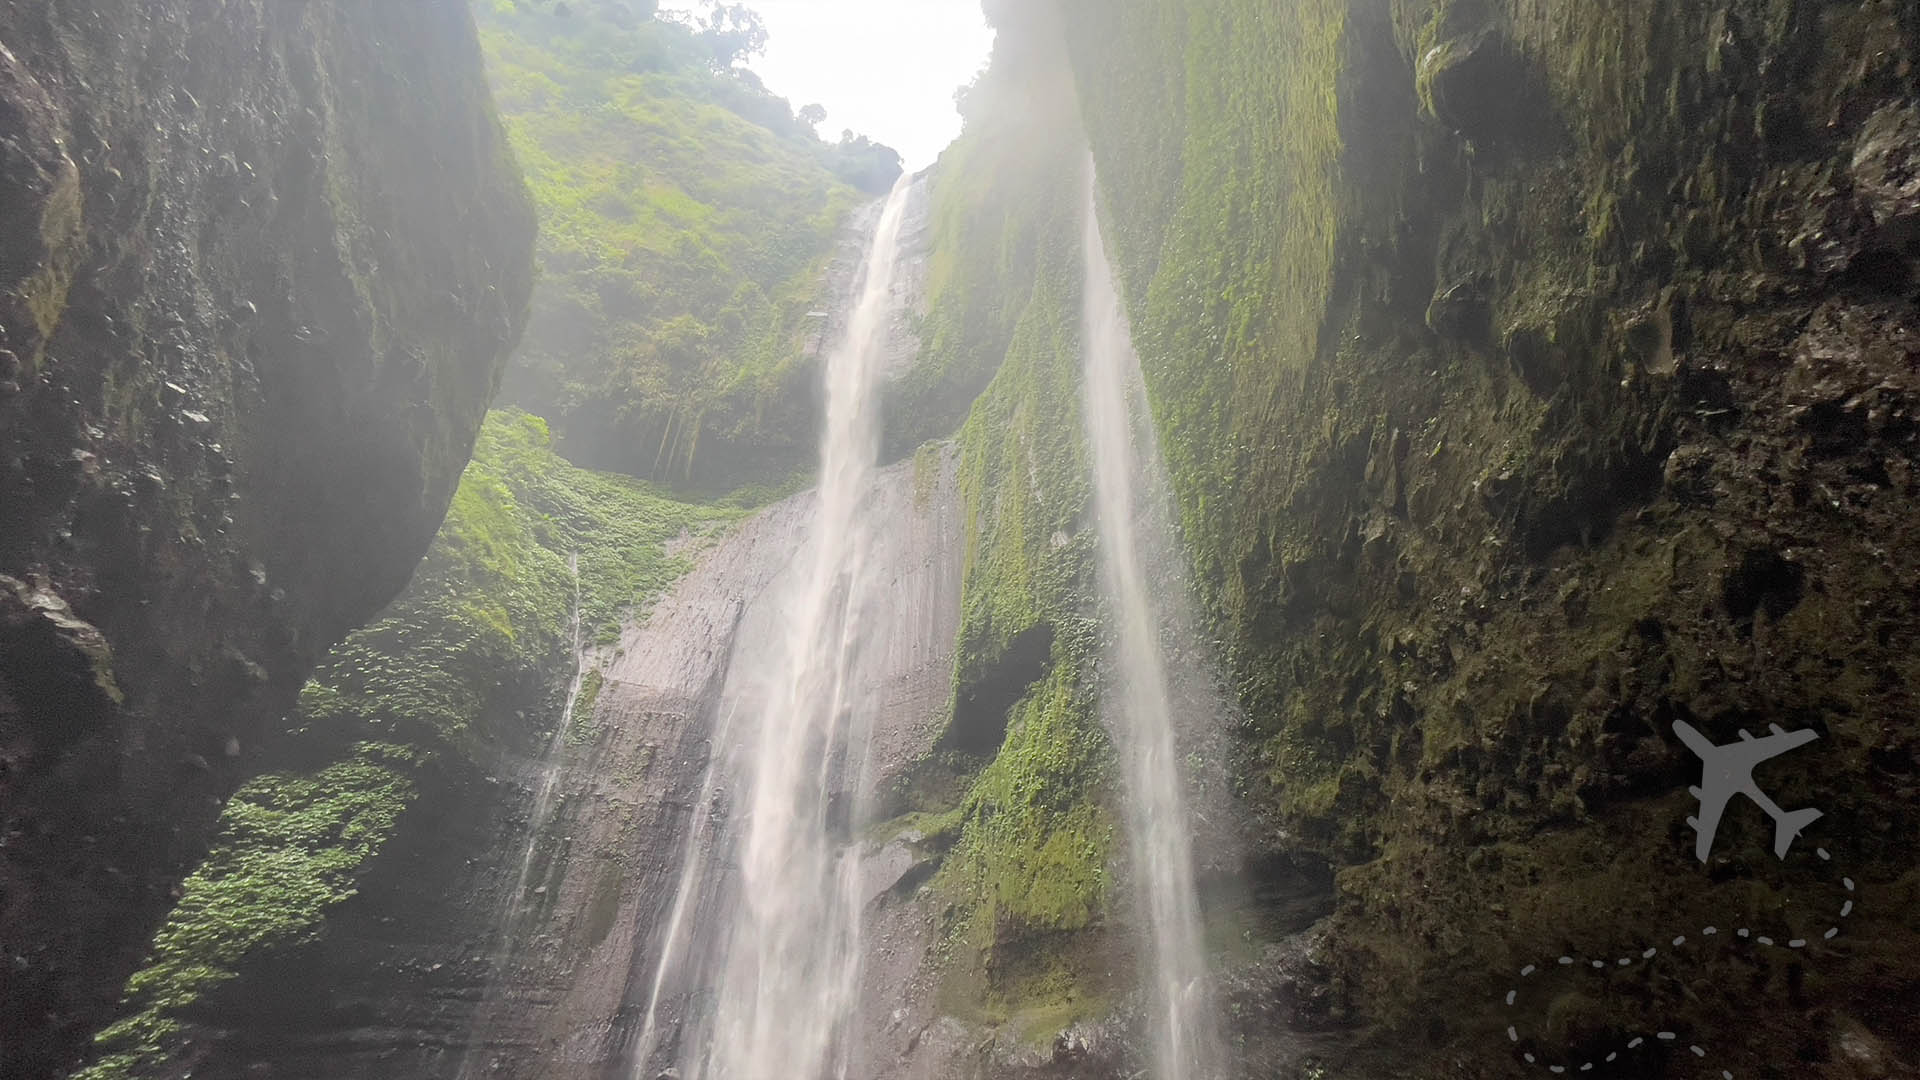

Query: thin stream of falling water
[507,550,590,910]
[629,689,743,1070]
[1079,166,1225,1080]
[456,551,588,1080]
[636,176,914,1080]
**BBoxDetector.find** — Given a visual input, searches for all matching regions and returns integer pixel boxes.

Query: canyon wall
[44,2,1920,1078]
[1058,0,1920,1074]
[0,3,535,1076]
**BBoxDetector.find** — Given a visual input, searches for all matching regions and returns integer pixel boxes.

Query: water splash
[635,176,916,1080]
[1079,165,1225,1080]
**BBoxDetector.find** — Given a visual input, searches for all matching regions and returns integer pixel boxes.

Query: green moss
[880,45,1084,457]
[76,746,416,1080]
[910,441,943,510]
[932,0,1920,1072]
[936,659,1114,940]
[299,409,736,757]
[19,164,83,363]
[928,653,1117,1041]
[713,468,813,511]
[1065,0,1345,625]
[936,266,1112,956]
[895,62,1120,1025]
[567,668,606,746]
[947,220,1093,699]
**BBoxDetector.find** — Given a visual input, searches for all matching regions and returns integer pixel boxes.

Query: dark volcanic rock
[0,575,122,734]
[1063,0,1920,1076]
[0,3,535,1076]
[1416,25,1533,144]
[1852,103,1920,242]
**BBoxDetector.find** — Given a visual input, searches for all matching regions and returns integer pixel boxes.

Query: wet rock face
[0,40,81,370]
[0,575,122,738]
[1064,0,1920,1074]
[0,3,534,1076]
[1414,18,1554,150]
[1853,104,1920,239]
[154,451,967,1080]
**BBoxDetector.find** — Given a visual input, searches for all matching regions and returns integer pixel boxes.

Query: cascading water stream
[633,176,915,1080]
[507,550,591,913]
[456,550,589,1080]
[1079,167,1225,1080]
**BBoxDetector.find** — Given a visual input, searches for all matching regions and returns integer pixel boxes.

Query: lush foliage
[474,0,902,491]
[947,226,1092,699]
[930,653,1117,1045]
[298,410,736,753]
[80,412,734,1077]
[937,653,1113,940]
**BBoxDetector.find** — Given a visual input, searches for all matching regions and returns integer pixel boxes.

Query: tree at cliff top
[474,0,903,493]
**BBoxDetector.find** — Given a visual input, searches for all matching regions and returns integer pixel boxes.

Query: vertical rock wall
[1062,0,1920,1075]
[0,3,534,1076]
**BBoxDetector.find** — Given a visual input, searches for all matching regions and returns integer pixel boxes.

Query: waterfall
[1079,167,1225,1080]
[636,176,915,1080]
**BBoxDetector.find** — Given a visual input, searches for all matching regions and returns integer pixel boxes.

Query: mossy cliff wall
[0,5,535,1077]
[73,411,733,1080]
[850,11,1131,1059]
[1036,0,1920,1074]
[896,0,1920,1074]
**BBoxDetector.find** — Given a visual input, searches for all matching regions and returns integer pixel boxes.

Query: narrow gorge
[4,1,1919,1080]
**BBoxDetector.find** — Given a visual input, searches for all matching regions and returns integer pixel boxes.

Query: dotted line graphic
[1500,847,1856,1077]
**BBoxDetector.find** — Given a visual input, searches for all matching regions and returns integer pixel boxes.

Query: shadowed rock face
[1058,0,1920,1075]
[0,3,534,1076]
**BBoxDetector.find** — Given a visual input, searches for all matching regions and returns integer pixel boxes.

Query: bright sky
[736,0,996,170]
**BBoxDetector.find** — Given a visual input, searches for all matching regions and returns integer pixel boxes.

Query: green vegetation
[935,234,1109,962]
[910,440,944,509]
[80,412,735,1077]
[474,0,902,491]
[948,237,1091,695]
[567,668,607,745]
[1028,1,1920,1072]
[75,747,417,1080]
[878,22,1084,460]
[885,32,1117,1028]
[936,657,1114,947]
[1063,0,1345,618]
[930,654,1119,1049]
[297,410,736,754]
